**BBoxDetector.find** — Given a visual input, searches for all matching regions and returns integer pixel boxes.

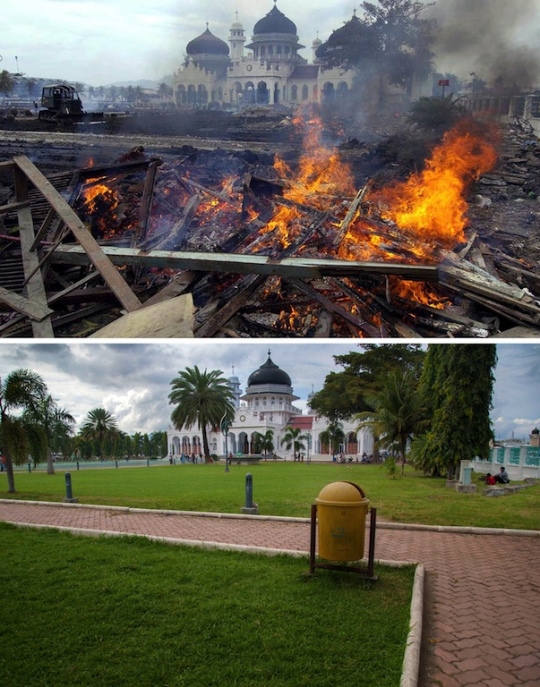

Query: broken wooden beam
[0,285,54,321]
[12,155,142,313]
[50,244,439,281]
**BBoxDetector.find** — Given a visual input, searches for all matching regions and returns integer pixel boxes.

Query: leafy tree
[356,369,428,474]
[280,426,307,460]
[254,429,274,459]
[169,366,235,462]
[410,345,497,477]
[309,344,425,422]
[316,1,436,102]
[143,433,152,458]
[0,369,47,493]
[132,432,142,458]
[362,0,436,92]
[23,395,75,474]
[80,408,119,461]
[319,420,345,460]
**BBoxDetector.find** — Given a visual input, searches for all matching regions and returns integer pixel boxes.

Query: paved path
[1,500,539,687]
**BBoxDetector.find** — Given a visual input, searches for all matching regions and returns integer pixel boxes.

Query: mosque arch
[187,84,197,104]
[291,84,298,101]
[322,82,335,102]
[257,81,269,104]
[302,84,309,100]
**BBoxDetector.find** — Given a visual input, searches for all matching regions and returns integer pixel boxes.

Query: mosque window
[302,85,308,100]
[268,45,273,55]
[291,85,297,100]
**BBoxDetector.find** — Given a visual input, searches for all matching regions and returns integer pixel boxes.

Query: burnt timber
[1,118,540,339]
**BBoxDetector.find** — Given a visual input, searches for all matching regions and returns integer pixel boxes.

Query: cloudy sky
[4,1,540,87]
[0,342,538,441]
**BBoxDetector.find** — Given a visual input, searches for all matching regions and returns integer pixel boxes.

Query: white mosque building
[173,1,357,109]
[167,350,374,460]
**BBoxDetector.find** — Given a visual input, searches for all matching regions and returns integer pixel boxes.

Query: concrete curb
[1,499,539,536]
[401,564,424,687]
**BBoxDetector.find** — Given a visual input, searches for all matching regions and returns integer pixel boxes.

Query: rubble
[0,116,539,338]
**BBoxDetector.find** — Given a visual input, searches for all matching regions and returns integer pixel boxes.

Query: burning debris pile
[1,114,539,338]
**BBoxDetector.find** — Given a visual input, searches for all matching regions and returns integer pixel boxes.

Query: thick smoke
[425,0,540,89]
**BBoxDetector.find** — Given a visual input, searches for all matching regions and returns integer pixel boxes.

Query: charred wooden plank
[0,200,31,216]
[13,155,141,313]
[51,244,439,281]
[195,274,267,337]
[288,278,382,337]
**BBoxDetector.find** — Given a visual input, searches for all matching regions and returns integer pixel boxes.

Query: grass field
[0,523,415,687]
[1,462,539,530]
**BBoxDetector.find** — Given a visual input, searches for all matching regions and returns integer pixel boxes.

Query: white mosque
[173,1,358,109]
[167,350,374,460]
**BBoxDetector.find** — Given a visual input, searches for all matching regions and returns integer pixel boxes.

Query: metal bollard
[115,460,118,468]
[241,473,258,514]
[64,472,78,503]
[147,459,150,467]
[76,461,80,471]
[28,461,32,473]
[245,473,253,508]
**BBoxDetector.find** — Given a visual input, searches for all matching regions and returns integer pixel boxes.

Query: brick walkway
[1,500,539,687]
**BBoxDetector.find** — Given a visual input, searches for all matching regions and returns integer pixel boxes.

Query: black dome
[186,28,229,56]
[316,13,376,60]
[247,354,292,387]
[254,3,297,36]
[532,427,540,435]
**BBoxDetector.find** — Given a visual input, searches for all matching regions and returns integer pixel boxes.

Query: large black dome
[186,28,230,56]
[247,353,292,387]
[254,2,297,36]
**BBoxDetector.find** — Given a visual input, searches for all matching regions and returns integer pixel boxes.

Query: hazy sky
[4,1,540,87]
[0,342,538,441]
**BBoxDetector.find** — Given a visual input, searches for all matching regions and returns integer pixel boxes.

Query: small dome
[186,28,230,56]
[247,352,291,387]
[254,2,297,36]
[532,427,540,435]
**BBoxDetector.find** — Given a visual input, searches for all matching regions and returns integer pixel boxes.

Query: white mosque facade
[173,2,357,109]
[167,351,374,460]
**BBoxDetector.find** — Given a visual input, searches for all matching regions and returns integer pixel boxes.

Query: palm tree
[254,429,274,459]
[319,420,345,461]
[0,70,15,97]
[280,426,307,461]
[169,366,235,462]
[0,369,47,493]
[356,370,428,474]
[80,408,119,461]
[23,395,75,474]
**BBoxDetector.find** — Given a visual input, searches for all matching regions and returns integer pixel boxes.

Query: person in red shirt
[485,473,496,485]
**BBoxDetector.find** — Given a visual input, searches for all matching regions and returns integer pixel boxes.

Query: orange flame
[373,123,498,248]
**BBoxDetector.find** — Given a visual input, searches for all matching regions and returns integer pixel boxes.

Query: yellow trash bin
[315,481,370,562]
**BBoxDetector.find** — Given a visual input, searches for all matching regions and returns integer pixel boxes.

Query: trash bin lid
[315,481,368,506]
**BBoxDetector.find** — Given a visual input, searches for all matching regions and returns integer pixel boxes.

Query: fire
[373,122,499,247]
[392,279,449,309]
[81,182,120,214]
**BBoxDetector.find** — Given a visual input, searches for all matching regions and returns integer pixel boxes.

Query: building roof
[254,2,297,36]
[289,65,319,80]
[186,28,230,56]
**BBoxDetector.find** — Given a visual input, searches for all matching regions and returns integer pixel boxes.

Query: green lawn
[1,462,539,530]
[0,523,415,687]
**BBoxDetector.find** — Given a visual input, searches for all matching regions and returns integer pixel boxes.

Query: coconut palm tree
[169,366,235,462]
[23,395,75,474]
[80,408,119,461]
[356,370,428,474]
[280,426,307,461]
[0,70,15,97]
[254,429,274,459]
[319,420,345,461]
[0,369,47,493]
